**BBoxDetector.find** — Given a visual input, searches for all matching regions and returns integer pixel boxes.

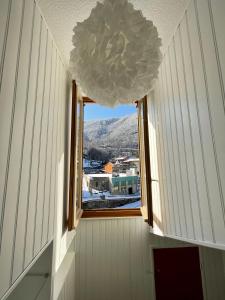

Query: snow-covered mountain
[84,114,138,152]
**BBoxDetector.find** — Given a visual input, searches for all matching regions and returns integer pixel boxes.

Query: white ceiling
[37,0,190,65]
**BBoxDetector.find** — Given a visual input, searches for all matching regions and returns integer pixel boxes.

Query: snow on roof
[119,200,141,208]
[114,156,127,161]
[118,173,127,177]
[86,173,112,178]
[124,158,139,163]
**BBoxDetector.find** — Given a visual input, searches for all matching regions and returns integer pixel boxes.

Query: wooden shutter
[138,96,153,226]
[74,96,84,226]
[68,81,83,230]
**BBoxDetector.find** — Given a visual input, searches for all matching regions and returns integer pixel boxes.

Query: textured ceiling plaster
[37,0,190,65]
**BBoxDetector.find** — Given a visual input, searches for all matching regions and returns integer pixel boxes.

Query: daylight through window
[82,103,141,210]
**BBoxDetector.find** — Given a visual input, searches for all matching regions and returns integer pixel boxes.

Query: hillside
[84,114,139,157]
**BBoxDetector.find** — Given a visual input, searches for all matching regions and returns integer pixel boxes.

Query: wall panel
[11,6,42,283]
[41,45,56,247]
[169,41,190,237]
[0,0,11,85]
[200,246,225,300]
[0,0,27,296]
[0,1,70,299]
[48,54,59,242]
[195,0,225,242]
[75,218,225,300]
[23,16,47,268]
[180,14,204,241]
[1,0,35,291]
[55,255,76,300]
[158,69,177,236]
[153,0,225,249]
[75,218,152,300]
[0,0,24,249]
[210,0,225,89]
[186,0,217,243]
[33,29,52,256]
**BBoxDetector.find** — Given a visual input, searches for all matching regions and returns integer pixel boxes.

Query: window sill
[81,208,142,218]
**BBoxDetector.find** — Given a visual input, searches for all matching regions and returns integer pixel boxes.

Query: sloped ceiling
[37,0,190,65]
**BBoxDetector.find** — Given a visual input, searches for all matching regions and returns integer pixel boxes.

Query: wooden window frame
[68,81,77,230]
[75,97,84,222]
[138,96,153,226]
[81,99,142,218]
[68,81,84,230]
[82,209,142,218]
[68,87,153,223]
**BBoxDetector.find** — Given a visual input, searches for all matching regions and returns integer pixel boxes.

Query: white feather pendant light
[70,0,162,106]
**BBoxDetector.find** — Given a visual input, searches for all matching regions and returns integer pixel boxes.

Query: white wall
[151,0,225,250]
[149,234,225,300]
[7,243,53,300]
[0,0,70,299]
[73,217,225,300]
[200,246,225,300]
[54,252,76,300]
[75,217,155,300]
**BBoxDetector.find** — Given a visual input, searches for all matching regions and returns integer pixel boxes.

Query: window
[82,100,141,215]
[68,81,153,226]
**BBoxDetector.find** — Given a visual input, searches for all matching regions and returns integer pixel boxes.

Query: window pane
[82,103,141,209]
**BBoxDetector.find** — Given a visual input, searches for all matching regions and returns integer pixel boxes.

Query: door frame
[150,244,205,300]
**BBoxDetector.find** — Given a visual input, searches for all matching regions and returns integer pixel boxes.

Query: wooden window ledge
[82,208,142,218]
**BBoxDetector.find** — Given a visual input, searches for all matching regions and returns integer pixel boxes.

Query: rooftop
[124,158,140,163]
[86,174,112,178]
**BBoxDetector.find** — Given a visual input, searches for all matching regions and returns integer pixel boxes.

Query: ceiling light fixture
[70,0,162,107]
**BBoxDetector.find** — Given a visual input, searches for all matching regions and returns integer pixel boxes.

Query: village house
[85,174,111,193]
[85,173,139,196]
[103,162,113,174]
[110,175,139,195]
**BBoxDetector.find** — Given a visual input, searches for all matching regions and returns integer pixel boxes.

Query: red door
[153,247,204,300]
